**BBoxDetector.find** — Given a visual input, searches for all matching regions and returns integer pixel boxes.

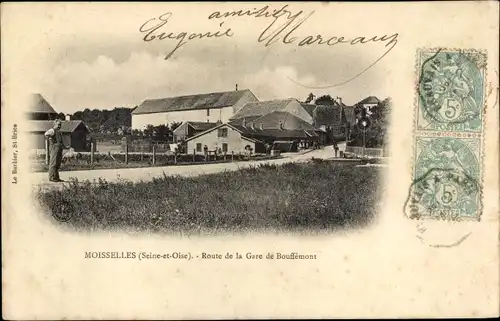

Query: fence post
[152,145,156,165]
[224,152,226,161]
[231,151,234,162]
[140,152,143,162]
[90,140,95,166]
[125,139,129,164]
[45,137,49,165]
[174,152,177,164]
[193,149,196,162]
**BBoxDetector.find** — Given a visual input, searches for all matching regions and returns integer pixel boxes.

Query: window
[218,128,228,137]
[222,143,228,153]
[196,143,202,152]
[207,109,210,116]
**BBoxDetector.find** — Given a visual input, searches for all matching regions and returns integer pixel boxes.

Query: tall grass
[36,161,383,235]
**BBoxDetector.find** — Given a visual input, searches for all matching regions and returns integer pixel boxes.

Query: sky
[29,3,395,113]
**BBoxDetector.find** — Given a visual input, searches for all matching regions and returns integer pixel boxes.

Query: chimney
[65,114,71,121]
[235,84,238,91]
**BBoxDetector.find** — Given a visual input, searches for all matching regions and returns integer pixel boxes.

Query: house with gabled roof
[27,93,92,152]
[229,111,322,144]
[28,120,91,152]
[356,96,381,116]
[27,93,59,120]
[132,89,259,130]
[184,122,266,155]
[230,98,313,125]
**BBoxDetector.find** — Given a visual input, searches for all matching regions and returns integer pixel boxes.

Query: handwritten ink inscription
[139,5,399,86]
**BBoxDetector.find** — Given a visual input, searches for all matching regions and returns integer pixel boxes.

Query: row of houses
[131,88,376,154]
[28,89,381,154]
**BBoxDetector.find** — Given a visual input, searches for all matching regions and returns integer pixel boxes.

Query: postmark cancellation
[416,49,487,133]
[408,48,487,222]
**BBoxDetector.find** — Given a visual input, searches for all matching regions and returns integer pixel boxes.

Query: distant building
[230,98,313,125]
[27,93,92,151]
[356,96,381,116]
[184,123,266,155]
[28,120,91,152]
[230,111,322,145]
[131,89,259,130]
[27,93,59,120]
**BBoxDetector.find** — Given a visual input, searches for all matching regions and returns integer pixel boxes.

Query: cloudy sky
[28,3,397,113]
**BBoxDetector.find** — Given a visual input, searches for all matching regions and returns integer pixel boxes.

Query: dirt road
[32,147,337,188]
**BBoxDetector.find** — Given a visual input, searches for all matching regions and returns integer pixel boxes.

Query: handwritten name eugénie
[139,4,399,86]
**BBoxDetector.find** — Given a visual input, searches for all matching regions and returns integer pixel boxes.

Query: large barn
[132,89,259,130]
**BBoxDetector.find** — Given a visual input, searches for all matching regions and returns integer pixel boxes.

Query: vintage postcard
[2,1,499,319]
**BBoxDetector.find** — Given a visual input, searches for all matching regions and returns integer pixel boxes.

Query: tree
[348,97,392,148]
[143,124,154,138]
[169,121,182,132]
[315,94,337,106]
[304,93,316,104]
[71,107,134,134]
[153,124,171,142]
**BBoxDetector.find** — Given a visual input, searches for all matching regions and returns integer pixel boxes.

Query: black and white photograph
[24,3,395,235]
[2,2,499,320]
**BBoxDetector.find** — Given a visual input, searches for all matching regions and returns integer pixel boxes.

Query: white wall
[186,125,255,155]
[132,90,259,130]
[132,106,234,130]
[132,112,168,130]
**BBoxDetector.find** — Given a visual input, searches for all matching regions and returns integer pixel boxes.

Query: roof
[27,120,89,133]
[133,89,254,115]
[229,116,262,127]
[30,93,58,114]
[300,103,317,117]
[230,99,295,120]
[243,111,319,131]
[188,122,219,131]
[357,96,381,105]
[184,122,263,144]
[231,125,319,140]
[227,110,324,141]
[173,121,219,137]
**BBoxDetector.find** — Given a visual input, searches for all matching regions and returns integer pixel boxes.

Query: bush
[36,161,384,235]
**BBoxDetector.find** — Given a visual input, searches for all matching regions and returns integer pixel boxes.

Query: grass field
[36,160,384,235]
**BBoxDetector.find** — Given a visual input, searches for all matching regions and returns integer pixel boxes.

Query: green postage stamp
[407,49,486,221]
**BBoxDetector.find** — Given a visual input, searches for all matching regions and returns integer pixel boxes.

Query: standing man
[333,141,339,157]
[44,119,68,182]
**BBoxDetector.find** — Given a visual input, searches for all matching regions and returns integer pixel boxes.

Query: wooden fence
[34,139,259,167]
[345,146,389,157]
